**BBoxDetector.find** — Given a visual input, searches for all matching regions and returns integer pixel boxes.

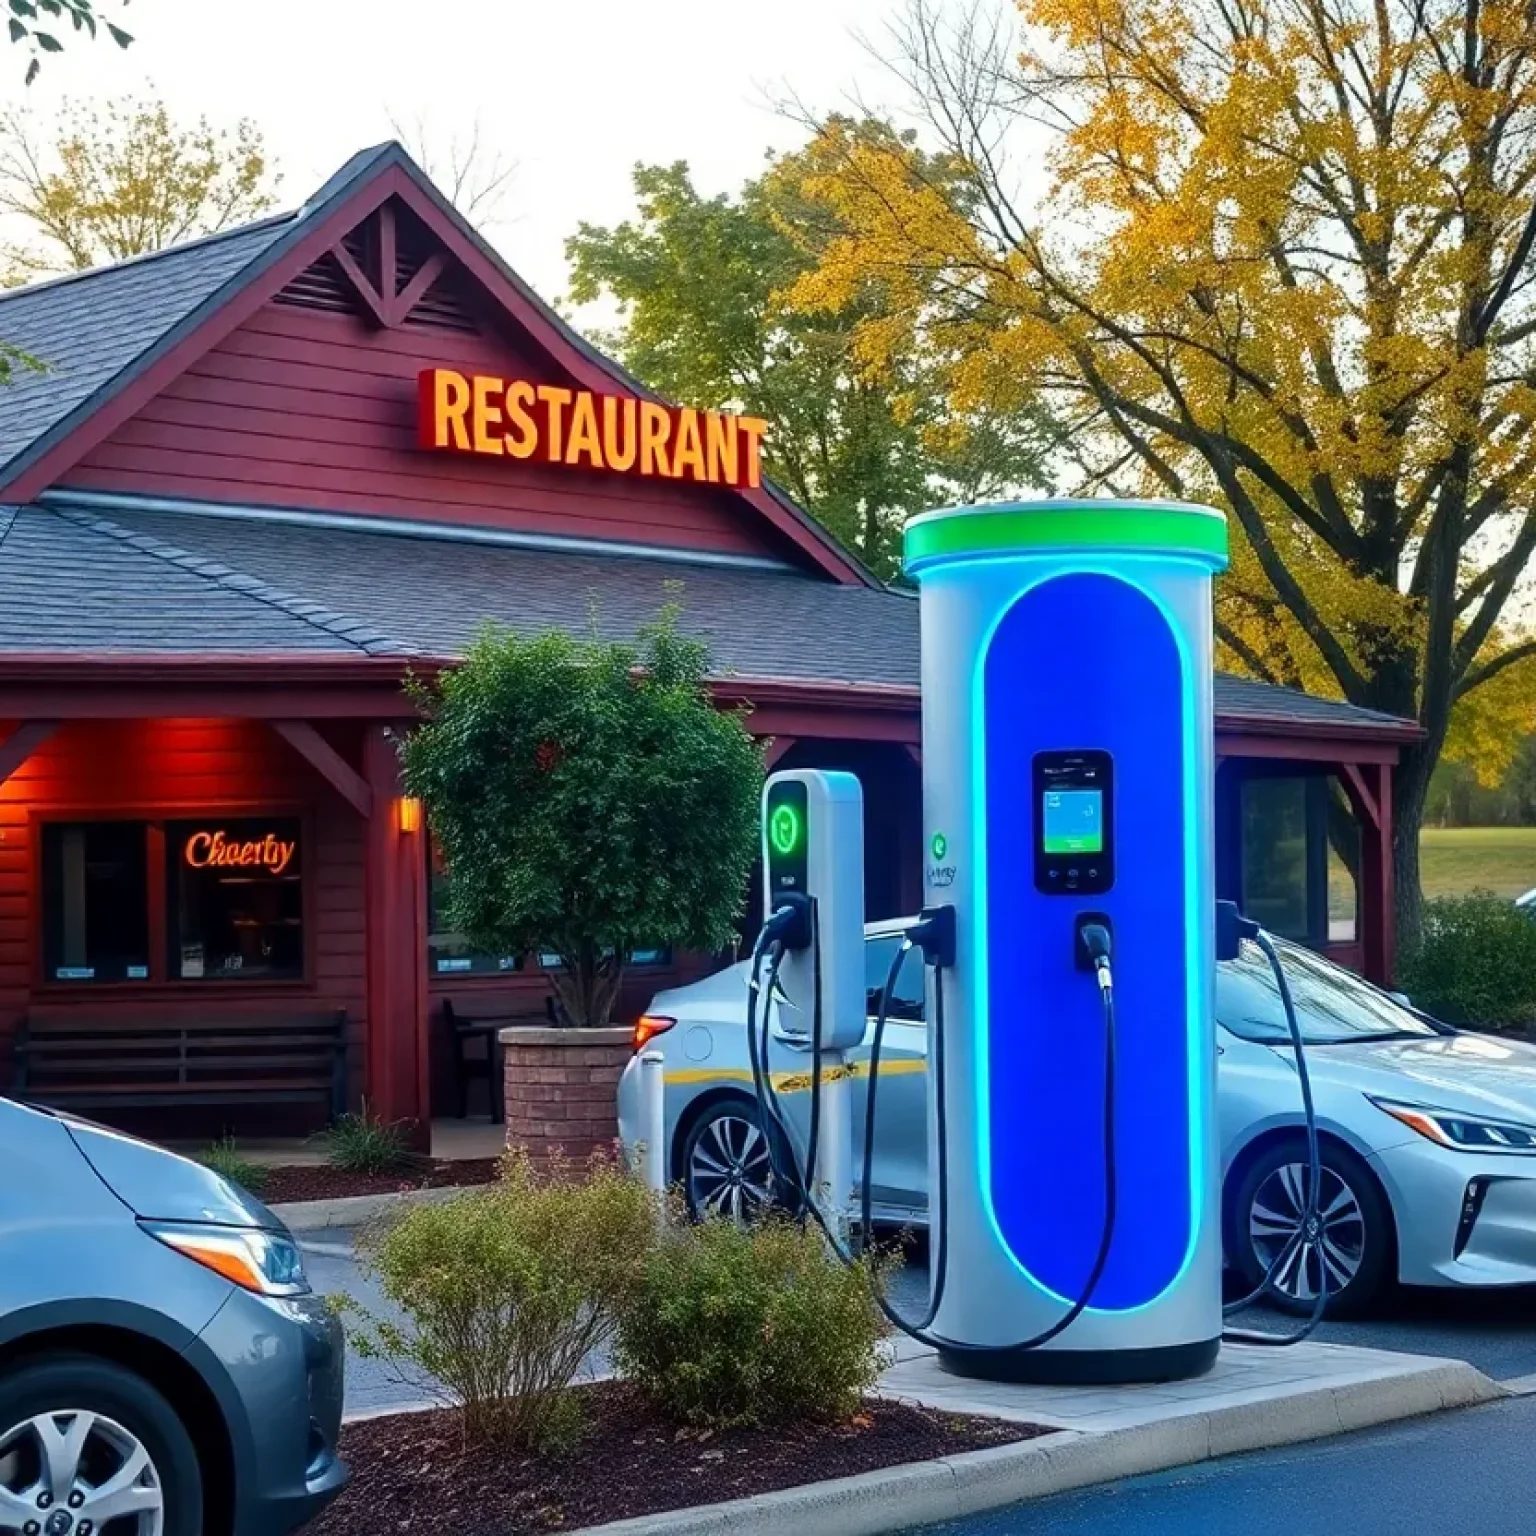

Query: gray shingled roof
[0,218,293,473]
[0,504,396,654]
[0,499,1419,739]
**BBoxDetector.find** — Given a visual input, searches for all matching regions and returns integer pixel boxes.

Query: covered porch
[0,656,431,1139]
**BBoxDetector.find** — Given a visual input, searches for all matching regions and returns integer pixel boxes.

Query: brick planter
[500,1025,633,1165]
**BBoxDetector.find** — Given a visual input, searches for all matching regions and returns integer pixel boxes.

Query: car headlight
[142,1221,311,1295]
[1369,1097,1536,1154]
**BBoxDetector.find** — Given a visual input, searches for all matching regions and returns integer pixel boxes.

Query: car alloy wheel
[686,1109,777,1223]
[1247,1161,1366,1305]
[0,1409,165,1536]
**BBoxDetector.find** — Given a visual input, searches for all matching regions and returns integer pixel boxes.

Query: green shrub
[1398,891,1536,1029]
[196,1134,270,1196]
[314,1103,416,1175]
[334,1152,657,1449]
[613,1215,888,1431]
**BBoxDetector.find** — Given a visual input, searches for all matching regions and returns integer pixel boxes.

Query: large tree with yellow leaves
[787,0,1536,943]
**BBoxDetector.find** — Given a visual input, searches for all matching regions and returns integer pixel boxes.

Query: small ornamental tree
[401,611,763,1027]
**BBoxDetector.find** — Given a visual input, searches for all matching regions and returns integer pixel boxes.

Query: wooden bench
[442,998,533,1123]
[10,1009,349,1121]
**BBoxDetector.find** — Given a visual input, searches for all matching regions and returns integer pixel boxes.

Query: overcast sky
[8,0,927,306]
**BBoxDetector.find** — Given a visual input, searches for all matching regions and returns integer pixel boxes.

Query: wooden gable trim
[3,149,877,588]
[2,173,405,504]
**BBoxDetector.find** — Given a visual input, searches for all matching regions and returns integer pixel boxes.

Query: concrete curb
[271,1184,468,1232]
[560,1360,1503,1536]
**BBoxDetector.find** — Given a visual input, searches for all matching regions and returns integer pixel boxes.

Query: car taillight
[633,1014,676,1052]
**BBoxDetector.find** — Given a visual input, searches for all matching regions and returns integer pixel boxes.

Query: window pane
[1328,838,1358,943]
[427,838,521,975]
[168,818,304,981]
[41,821,149,983]
[1240,777,1309,940]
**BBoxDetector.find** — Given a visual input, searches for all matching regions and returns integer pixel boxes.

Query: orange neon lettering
[639,402,673,477]
[504,380,538,459]
[417,369,758,486]
[672,408,706,481]
[705,412,738,485]
[737,416,767,489]
[470,375,504,456]
[419,368,470,451]
[537,385,574,463]
[185,830,297,876]
[565,390,605,469]
[603,395,638,471]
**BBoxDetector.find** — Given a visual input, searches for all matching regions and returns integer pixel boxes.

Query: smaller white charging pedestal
[762,769,866,1241]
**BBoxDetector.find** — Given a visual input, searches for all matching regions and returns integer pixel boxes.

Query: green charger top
[903,499,1229,576]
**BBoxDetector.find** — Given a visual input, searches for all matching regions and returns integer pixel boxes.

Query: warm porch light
[396,796,423,834]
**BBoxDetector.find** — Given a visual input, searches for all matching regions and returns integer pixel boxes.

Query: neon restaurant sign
[184,830,297,876]
[417,368,768,489]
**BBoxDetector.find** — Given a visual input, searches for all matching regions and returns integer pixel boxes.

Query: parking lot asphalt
[920,1392,1536,1536]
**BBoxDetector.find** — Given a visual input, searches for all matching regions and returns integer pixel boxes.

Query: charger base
[937,1337,1219,1386]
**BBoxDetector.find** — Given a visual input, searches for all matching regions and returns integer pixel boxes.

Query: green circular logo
[931,832,948,861]
[769,803,803,856]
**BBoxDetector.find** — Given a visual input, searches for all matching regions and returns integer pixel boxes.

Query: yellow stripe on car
[664,1061,926,1091]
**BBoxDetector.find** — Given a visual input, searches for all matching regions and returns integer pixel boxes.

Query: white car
[619,924,1536,1315]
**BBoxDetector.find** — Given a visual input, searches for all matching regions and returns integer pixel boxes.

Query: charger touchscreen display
[1042,789,1103,855]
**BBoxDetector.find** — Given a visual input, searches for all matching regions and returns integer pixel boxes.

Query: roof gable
[0,143,876,587]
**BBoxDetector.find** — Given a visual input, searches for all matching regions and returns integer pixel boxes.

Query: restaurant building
[0,144,1421,1137]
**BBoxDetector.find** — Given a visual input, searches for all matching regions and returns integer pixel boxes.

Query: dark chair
[440,999,513,1122]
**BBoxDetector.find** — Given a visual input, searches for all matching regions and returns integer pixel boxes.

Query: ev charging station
[754,498,1236,1387]
[759,770,865,1238]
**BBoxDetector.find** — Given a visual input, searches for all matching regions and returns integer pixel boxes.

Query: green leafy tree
[401,613,763,1028]
[7,0,132,83]
[565,137,1052,578]
[0,94,278,278]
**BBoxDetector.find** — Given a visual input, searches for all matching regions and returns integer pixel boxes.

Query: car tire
[0,1353,204,1536]
[1229,1137,1394,1318]
[680,1098,798,1224]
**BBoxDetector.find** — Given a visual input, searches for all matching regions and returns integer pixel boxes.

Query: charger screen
[1042,789,1103,855]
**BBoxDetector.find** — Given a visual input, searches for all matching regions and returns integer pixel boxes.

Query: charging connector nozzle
[1076,917,1114,993]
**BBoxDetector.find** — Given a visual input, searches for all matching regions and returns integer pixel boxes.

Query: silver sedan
[618,921,1536,1315]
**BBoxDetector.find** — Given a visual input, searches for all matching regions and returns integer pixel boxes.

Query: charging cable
[756,906,1120,1358]
[1218,910,1329,1347]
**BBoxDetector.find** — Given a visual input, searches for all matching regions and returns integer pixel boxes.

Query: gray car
[0,1095,348,1536]
[618,921,1536,1315]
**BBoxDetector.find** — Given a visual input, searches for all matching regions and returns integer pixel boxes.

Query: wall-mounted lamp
[397,796,423,834]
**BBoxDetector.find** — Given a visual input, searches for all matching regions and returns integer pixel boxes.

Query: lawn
[1420,826,1536,900]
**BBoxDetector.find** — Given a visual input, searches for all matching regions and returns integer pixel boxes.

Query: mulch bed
[308,1382,1047,1536]
[260,1157,501,1205]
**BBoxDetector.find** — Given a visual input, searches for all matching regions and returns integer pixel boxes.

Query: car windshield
[1218,937,1438,1045]
[865,934,926,1020]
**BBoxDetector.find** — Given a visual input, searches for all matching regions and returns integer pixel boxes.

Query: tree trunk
[547,942,625,1028]
[1392,745,1435,960]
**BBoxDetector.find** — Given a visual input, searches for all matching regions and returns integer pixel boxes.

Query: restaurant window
[166,818,304,981]
[41,820,151,983]
[537,948,673,969]
[427,836,522,976]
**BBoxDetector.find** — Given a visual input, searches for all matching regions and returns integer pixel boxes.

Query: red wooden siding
[0,717,369,1100]
[63,296,802,565]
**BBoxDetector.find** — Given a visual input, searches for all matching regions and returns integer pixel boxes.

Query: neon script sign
[417,368,768,489]
[184,830,297,876]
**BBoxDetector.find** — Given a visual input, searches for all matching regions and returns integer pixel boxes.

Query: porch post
[362,723,430,1144]
[1342,760,1395,985]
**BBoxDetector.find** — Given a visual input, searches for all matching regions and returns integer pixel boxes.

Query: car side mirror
[1388,991,1412,1008]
